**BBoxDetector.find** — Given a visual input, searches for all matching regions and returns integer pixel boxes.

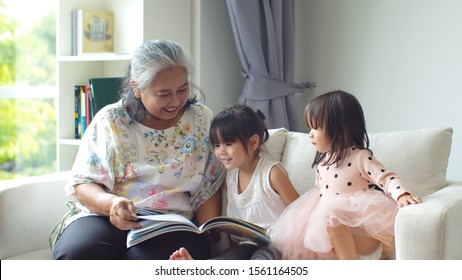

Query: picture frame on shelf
[72,9,114,56]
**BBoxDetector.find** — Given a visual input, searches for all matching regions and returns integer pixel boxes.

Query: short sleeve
[187,104,226,210]
[65,106,121,198]
[189,149,226,210]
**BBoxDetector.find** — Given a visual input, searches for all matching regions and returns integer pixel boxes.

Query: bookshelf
[56,0,192,171]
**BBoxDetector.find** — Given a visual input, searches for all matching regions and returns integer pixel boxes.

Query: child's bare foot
[169,247,194,260]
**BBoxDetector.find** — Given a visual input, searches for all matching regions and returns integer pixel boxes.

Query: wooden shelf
[56,0,192,171]
[58,54,132,62]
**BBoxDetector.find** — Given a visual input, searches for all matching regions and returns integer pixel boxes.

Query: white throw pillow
[368,127,453,198]
[261,128,288,162]
[280,131,317,195]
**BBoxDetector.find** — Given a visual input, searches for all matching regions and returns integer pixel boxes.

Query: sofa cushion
[280,131,317,195]
[368,127,452,198]
[0,171,69,259]
[274,127,452,198]
[6,249,52,260]
[261,128,288,162]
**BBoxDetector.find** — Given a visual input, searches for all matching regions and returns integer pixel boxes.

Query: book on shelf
[73,78,121,139]
[80,85,86,136]
[72,9,114,55]
[71,10,77,56]
[89,77,123,118]
[85,84,92,127]
[74,85,88,139]
[74,85,82,139]
[127,209,271,249]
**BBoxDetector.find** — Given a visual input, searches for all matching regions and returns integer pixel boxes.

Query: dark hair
[209,104,269,153]
[305,90,370,167]
[120,39,199,123]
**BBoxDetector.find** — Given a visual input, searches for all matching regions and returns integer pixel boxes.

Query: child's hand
[398,193,421,207]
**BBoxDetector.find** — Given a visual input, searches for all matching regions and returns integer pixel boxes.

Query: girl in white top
[170,104,299,260]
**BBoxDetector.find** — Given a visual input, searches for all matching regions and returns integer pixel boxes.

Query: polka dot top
[315,147,409,202]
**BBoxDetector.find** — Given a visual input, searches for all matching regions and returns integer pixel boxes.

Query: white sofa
[1,127,460,260]
[0,171,70,260]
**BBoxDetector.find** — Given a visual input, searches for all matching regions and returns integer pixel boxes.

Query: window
[0,0,56,180]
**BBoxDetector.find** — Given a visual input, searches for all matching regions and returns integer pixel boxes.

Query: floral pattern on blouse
[66,101,225,219]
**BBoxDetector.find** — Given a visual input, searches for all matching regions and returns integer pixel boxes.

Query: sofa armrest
[395,182,462,260]
[0,171,70,259]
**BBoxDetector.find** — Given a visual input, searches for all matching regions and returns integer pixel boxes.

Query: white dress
[268,147,406,259]
[226,157,289,229]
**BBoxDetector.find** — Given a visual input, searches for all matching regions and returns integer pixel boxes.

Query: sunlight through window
[0,0,57,180]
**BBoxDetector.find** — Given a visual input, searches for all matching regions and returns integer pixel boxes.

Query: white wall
[295,0,462,181]
[193,0,242,115]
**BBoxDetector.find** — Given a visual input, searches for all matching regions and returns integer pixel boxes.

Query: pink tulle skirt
[268,188,398,260]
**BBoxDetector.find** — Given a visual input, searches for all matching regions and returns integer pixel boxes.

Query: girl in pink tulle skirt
[266,90,421,260]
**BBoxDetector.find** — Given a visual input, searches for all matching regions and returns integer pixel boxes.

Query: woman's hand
[75,183,142,230]
[109,196,141,230]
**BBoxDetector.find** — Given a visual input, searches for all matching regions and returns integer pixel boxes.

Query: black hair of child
[209,104,269,149]
[305,90,371,168]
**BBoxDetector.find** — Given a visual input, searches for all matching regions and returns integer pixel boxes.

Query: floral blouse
[66,101,225,219]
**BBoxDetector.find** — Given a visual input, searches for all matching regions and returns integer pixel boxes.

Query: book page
[200,216,266,234]
[138,213,194,224]
[127,213,200,248]
[127,213,271,248]
[200,218,270,246]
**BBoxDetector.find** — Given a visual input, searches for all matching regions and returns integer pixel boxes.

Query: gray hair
[121,39,196,122]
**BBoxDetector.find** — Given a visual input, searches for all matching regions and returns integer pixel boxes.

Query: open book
[127,209,271,248]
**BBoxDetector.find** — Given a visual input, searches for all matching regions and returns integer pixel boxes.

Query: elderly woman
[52,39,225,259]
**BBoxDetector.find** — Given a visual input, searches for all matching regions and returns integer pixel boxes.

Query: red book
[85,84,91,127]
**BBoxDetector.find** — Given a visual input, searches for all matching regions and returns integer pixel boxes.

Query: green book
[88,77,123,118]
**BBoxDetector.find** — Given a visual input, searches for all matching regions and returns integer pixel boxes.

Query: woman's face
[135,66,190,129]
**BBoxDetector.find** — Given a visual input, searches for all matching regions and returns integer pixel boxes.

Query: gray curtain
[226,0,313,132]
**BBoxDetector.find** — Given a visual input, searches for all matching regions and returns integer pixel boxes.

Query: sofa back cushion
[264,127,452,198]
[263,129,316,195]
[280,131,317,195]
[261,128,288,162]
[368,127,452,198]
